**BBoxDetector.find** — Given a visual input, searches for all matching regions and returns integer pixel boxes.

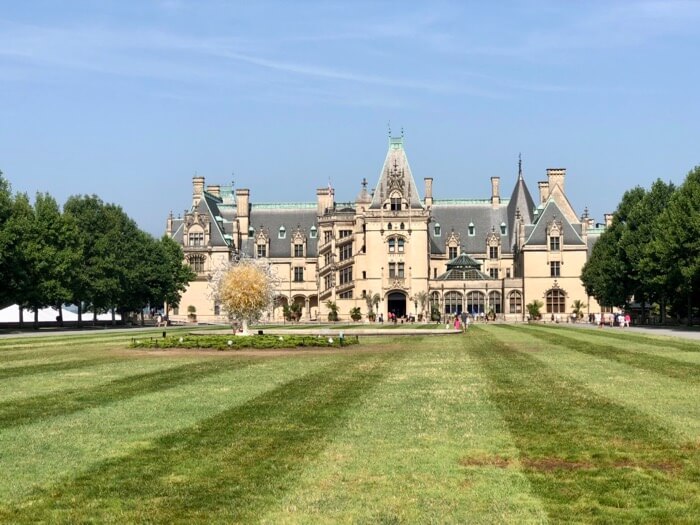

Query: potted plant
[526,300,543,322]
[187,305,197,323]
[326,300,339,322]
[350,307,362,322]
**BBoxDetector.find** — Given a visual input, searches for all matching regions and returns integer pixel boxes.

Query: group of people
[445,312,471,332]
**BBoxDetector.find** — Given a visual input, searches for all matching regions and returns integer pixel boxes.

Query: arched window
[309,225,317,238]
[466,291,485,314]
[444,291,463,314]
[430,291,441,309]
[508,291,523,314]
[388,223,393,230]
[468,222,475,236]
[488,291,502,314]
[546,289,566,313]
[500,222,507,235]
[278,226,286,239]
[434,223,441,236]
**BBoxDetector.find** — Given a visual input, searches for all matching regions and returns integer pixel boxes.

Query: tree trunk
[140,310,144,327]
[111,309,116,326]
[56,304,64,327]
[78,303,82,327]
[19,307,24,327]
[640,295,646,326]
[688,292,693,327]
[33,309,38,330]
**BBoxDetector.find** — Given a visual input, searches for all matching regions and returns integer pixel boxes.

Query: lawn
[0,324,698,523]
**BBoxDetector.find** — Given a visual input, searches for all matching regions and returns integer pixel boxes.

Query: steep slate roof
[524,199,585,246]
[429,200,510,255]
[247,204,319,258]
[506,164,536,248]
[369,135,423,210]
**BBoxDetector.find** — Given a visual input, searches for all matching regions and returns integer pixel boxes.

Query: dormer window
[434,223,441,236]
[391,197,401,211]
[248,227,254,237]
[294,243,304,257]
[309,226,317,238]
[549,235,560,251]
[468,223,475,236]
[278,226,286,239]
[500,222,507,235]
[257,244,267,258]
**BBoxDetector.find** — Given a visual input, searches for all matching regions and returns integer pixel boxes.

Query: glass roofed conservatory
[435,254,493,281]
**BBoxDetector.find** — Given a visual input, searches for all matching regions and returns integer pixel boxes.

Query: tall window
[188,232,204,246]
[549,236,561,251]
[468,223,475,236]
[389,263,396,278]
[546,289,566,313]
[189,254,205,273]
[509,291,522,314]
[550,261,561,277]
[488,291,502,314]
[388,238,396,253]
[500,223,507,235]
[324,231,332,243]
[398,263,405,278]
[434,223,441,236]
[324,274,332,290]
[391,197,401,211]
[398,238,405,252]
[444,292,462,314]
[309,226,317,238]
[294,244,304,257]
[257,244,267,258]
[339,267,353,284]
[449,246,458,259]
[466,292,485,314]
[339,244,352,261]
[489,268,499,279]
[489,246,499,259]
[293,267,304,282]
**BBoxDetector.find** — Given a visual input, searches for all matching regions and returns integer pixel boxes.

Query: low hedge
[130,334,359,350]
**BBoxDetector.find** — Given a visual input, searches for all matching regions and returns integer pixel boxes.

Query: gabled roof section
[436,253,493,281]
[369,135,423,210]
[429,202,510,254]
[524,199,585,246]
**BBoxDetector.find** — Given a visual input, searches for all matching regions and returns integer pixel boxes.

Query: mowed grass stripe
[469,326,700,523]
[565,325,700,352]
[511,324,700,384]
[263,335,548,523]
[488,325,700,440]
[0,358,258,429]
[1,352,400,524]
[0,356,133,380]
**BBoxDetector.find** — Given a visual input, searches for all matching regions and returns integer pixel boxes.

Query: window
[388,263,405,278]
[448,246,458,259]
[188,232,204,246]
[398,263,405,278]
[509,291,522,314]
[434,223,441,236]
[257,244,267,258]
[549,236,560,251]
[388,238,395,253]
[391,197,401,211]
[248,227,254,237]
[389,263,396,278]
[444,291,463,314]
[324,252,332,266]
[324,274,332,290]
[500,222,507,235]
[310,226,317,238]
[278,226,286,239]
[468,223,475,236]
[489,268,499,279]
[339,267,353,284]
[466,291,485,314]
[339,230,352,238]
[398,238,405,253]
[387,223,393,230]
[339,244,352,261]
[546,289,566,313]
[550,261,561,277]
[362,271,366,279]
[400,222,405,230]
[506,268,511,278]
[189,254,205,273]
[294,244,304,257]
[488,291,502,314]
[489,246,499,260]
[434,268,437,279]
[214,303,220,316]
[339,290,353,299]
[293,267,304,282]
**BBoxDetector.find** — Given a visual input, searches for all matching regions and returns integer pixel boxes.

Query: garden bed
[130,333,359,351]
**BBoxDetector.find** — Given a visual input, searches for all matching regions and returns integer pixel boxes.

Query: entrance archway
[387,291,407,318]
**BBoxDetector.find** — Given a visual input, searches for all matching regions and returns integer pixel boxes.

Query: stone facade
[166,136,605,323]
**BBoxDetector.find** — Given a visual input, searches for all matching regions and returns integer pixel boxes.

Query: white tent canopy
[0,305,121,323]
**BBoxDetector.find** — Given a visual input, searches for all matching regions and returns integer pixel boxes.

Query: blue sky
[1,1,699,235]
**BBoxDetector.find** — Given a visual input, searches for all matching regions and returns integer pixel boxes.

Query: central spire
[369,131,423,210]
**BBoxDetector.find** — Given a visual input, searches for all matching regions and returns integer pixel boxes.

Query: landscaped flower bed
[130,334,359,350]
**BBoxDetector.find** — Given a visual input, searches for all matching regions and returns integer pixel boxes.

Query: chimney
[166,210,173,237]
[604,213,613,227]
[207,184,221,198]
[316,187,334,215]
[424,177,433,207]
[490,177,500,207]
[235,189,250,236]
[538,181,549,204]
[192,176,205,208]
[547,168,566,193]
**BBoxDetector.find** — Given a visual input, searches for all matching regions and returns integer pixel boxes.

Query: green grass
[0,325,698,523]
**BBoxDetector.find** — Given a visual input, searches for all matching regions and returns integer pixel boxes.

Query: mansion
[166,135,606,323]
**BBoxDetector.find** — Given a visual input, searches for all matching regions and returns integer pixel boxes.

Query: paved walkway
[562,322,700,341]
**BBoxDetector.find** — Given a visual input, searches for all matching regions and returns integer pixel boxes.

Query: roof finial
[518,153,523,181]
[400,126,404,138]
[361,177,367,189]
[387,121,391,137]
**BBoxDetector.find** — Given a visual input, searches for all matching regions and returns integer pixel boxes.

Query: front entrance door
[387,292,407,318]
